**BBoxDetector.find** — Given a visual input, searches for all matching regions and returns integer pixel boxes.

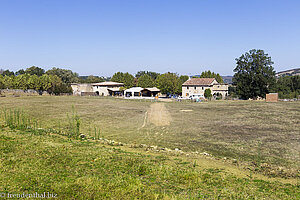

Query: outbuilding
[124,87,160,98]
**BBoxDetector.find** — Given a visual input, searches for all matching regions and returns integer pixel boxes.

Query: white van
[189,94,205,101]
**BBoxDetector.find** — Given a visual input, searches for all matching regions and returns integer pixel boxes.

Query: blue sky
[0,0,299,76]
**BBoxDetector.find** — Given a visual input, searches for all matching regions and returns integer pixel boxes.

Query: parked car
[189,94,205,101]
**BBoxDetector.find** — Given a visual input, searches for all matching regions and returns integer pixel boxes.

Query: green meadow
[0,96,299,199]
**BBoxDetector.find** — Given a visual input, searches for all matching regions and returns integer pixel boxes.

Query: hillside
[221,76,233,84]
[276,68,300,77]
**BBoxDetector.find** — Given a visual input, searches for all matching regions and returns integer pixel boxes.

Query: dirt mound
[147,103,172,126]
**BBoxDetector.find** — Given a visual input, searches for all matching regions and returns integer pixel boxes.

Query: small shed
[141,87,160,97]
[266,93,278,102]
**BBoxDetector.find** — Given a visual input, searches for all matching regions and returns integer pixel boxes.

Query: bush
[204,89,212,99]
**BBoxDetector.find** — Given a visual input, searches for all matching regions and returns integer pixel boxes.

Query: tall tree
[25,66,45,76]
[137,74,155,88]
[46,67,79,84]
[177,75,189,94]
[200,70,223,83]
[156,72,180,94]
[49,75,72,95]
[233,49,276,99]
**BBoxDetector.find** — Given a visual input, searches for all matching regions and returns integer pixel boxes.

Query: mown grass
[0,96,299,176]
[0,129,299,199]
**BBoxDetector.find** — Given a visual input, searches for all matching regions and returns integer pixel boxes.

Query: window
[194,87,196,90]
[202,87,204,90]
[187,86,189,89]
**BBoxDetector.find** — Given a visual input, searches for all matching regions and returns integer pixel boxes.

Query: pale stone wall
[182,80,228,99]
[71,84,93,96]
[182,86,212,97]
[211,84,229,99]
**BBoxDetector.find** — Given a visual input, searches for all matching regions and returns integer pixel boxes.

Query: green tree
[86,75,104,83]
[137,74,155,88]
[273,75,300,99]
[78,75,104,83]
[136,71,160,80]
[25,66,45,76]
[46,67,79,84]
[233,49,276,99]
[49,75,72,95]
[14,74,30,90]
[156,72,180,94]
[176,75,189,94]
[200,70,223,83]
[16,69,25,75]
[2,70,14,76]
[27,75,42,91]
[39,74,52,92]
[0,75,4,89]
[2,75,14,89]
[111,72,134,88]
[204,88,212,99]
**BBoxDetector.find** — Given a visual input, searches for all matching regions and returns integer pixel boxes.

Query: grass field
[0,96,299,199]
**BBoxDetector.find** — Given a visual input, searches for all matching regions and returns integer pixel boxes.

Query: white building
[124,87,160,98]
[182,78,228,99]
[91,81,124,96]
[71,81,124,96]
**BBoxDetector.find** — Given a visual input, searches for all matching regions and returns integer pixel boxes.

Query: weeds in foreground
[0,108,43,135]
[67,106,81,138]
[0,106,102,140]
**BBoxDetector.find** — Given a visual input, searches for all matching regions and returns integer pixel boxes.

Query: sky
[0,0,300,77]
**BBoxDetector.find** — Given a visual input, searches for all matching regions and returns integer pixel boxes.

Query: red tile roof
[182,78,216,86]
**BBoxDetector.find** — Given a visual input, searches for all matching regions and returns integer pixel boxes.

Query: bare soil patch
[147,103,172,126]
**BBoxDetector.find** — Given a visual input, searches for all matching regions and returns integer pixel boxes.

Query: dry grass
[1,96,299,175]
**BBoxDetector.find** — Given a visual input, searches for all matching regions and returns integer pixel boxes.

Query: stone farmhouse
[71,81,124,96]
[182,78,228,99]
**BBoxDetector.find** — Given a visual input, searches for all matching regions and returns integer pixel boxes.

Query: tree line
[0,66,79,94]
[1,51,299,98]
[0,65,224,95]
[111,71,190,94]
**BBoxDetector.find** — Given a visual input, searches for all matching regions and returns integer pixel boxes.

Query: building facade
[182,78,228,99]
[71,83,94,96]
[71,81,124,96]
